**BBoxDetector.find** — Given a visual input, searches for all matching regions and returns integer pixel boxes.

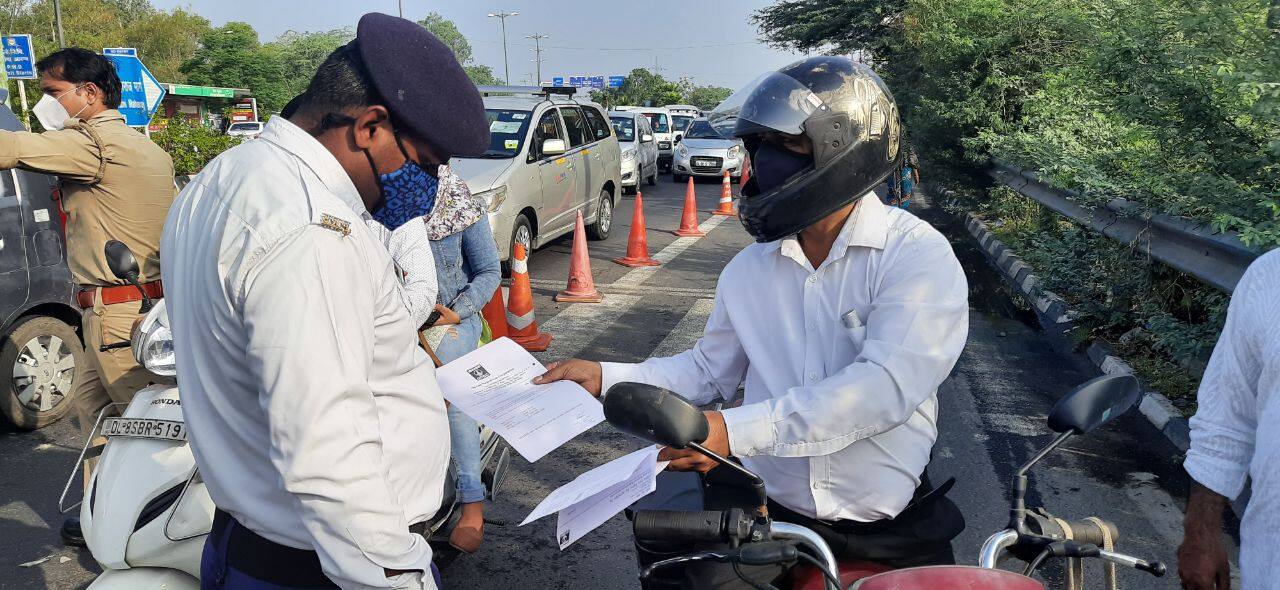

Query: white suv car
[451,87,622,264]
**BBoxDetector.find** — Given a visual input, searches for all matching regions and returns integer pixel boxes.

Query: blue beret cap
[356,13,490,158]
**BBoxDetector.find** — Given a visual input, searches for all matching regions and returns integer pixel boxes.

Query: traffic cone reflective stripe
[614,191,661,267]
[505,243,552,351]
[711,170,735,216]
[554,212,604,303]
[481,286,509,340]
[673,177,706,237]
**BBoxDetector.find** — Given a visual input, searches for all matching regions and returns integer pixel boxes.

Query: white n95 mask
[32,85,87,131]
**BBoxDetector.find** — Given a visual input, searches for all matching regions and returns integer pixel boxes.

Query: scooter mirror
[104,240,139,281]
[603,382,709,449]
[1047,373,1141,435]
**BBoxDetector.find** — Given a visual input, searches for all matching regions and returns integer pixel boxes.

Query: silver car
[672,118,745,183]
[609,111,659,192]
[451,88,622,264]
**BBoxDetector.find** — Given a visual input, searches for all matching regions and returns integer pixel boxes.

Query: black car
[0,98,83,430]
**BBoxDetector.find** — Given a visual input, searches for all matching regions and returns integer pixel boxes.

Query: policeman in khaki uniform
[0,48,175,545]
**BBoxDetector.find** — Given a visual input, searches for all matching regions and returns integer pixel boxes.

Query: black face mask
[751,141,813,193]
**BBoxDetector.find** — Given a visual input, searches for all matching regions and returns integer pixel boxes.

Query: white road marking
[533,295,642,362]
[527,277,716,299]
[614,215,730,286]
[650,298,715,357]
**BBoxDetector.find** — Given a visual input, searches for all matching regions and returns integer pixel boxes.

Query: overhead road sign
[607,76,625,88]
[3,35,36,79]
[102,47,165,127]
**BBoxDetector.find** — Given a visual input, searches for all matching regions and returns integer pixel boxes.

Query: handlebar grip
[633,510,727,543]
[1057,518,1117,547]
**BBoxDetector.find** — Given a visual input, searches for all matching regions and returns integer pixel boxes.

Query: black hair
[289,42,383,134]
[36,48,122,109]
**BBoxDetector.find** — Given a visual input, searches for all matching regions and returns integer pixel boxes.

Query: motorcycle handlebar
[633,510,733,543]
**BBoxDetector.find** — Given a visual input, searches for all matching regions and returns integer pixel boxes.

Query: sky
[149,0,806,91]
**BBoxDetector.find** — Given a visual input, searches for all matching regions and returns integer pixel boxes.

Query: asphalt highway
[0,177,1238,589]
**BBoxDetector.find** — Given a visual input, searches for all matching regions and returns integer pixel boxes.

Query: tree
[596,68,683,107]
[687,85,732,110]
[267,28,353,102]
[417,11,500,86]
[180,22,288,112]
[124,8,211,82]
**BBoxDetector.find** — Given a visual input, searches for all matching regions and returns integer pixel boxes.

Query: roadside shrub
[149,117,240,175]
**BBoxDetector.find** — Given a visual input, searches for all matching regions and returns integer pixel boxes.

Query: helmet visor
[709,72,825,138]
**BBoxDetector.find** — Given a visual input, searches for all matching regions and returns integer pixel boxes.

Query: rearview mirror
[641,133,653,143]
[603,382,708,449]
[541,139,567,157]
[104,240,139,281]
[1047,373,1140,435]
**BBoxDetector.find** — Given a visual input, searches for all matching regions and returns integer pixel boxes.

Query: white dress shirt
[367,218,438,328]
[161,117,449,590]
[602,195,969,522]
[1186,250,1280,589]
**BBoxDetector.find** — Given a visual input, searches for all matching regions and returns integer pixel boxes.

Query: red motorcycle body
[852,566,1045,589]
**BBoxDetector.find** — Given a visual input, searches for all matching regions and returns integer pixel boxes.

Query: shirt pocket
[841,308,867,351]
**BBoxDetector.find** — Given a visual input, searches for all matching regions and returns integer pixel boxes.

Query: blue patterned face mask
[369,133,440,231]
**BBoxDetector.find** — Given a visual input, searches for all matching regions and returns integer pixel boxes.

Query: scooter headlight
[131,300,176,376]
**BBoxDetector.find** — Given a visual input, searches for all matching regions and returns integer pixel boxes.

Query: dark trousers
[641,466,965,590]
[201,510,442,590]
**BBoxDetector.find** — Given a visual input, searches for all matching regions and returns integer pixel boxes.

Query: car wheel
[586,189,613,241]
[510,213,534,263]
[0,316,82,430]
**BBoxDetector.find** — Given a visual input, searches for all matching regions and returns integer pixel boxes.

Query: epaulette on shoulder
[318,213,351,236]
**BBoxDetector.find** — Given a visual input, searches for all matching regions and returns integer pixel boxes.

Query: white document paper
[521,446,669,550]
[436,337,603,462]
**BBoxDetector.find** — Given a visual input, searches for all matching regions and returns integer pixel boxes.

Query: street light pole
[398,0,403,17]
[52,0,66,48]
[526,34,547,85]
[487,11,518,85]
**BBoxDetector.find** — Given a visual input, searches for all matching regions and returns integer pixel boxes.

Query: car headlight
[131,300,176,376]
[728,145,741,160]
[474,185,508,213]
[621,149,636,161]
[677,143,688,157]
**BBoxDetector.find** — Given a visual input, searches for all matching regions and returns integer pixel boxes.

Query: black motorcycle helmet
[709,56,902,242]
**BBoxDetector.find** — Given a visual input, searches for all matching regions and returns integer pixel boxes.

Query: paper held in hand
[521,445,669,549]
[435,337,604,462]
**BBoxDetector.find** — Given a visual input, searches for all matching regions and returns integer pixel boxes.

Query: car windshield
[465,108,533,159]
[611,116,636,142]
[683,120,724,140]
[229,123,260,131]
[642,113,669,133]
[672,115,693,132]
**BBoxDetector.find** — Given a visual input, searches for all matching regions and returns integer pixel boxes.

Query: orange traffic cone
[614,191,661,267]
[505,243,552,351]
[711,170,735,216]
[481,286,509,340]
[554,212,603,303]
[740,157,750,188]
[673,177,706,237]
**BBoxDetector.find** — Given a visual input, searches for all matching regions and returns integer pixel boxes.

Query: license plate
[693,158,717,167]
[101,417,187,441]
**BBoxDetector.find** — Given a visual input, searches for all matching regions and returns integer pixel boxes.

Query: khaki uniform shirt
[0,109,175,286]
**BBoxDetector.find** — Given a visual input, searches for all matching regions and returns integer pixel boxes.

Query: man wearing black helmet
[537,56,969,587]
[161,13,490,590]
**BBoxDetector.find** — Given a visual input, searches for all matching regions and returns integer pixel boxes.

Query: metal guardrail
[989,163,1264,292]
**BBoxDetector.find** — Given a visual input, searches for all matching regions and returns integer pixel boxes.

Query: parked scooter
[58,241,511,589]
[605,373,1167,590]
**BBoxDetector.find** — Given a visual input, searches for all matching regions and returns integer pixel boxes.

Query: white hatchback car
[451,87,623,264]
[672,118,746,183]
[609,111,659,192]
[626,107,675,172]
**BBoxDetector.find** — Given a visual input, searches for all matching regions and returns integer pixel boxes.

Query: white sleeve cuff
[1183,451,1249,501]
[721,402,774,458]
[599,361,641,400]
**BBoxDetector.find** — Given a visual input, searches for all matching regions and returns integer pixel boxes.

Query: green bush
[150,117,241,175]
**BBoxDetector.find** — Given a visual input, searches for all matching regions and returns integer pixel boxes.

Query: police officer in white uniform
[160,13,490,590]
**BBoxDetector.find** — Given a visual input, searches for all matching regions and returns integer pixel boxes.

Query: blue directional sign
[607,75,625,89]
[568,75,589,88]
[588,76,605,89]
[2,35,36,80]
[552,76,564,86]
[102,48,165,127]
